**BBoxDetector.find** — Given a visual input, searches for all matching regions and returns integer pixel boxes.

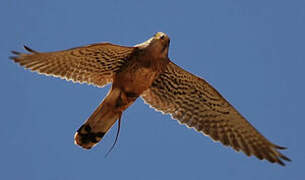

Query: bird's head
[135,32,170,58]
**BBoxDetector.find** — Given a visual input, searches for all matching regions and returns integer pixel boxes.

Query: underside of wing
[10,43,135,87]
[141,61,290,166]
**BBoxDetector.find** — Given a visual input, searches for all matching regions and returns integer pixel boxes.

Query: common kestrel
[10,32,290,165]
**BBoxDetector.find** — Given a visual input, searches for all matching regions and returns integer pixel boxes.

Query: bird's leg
[104,90,138,155]
[105,112,122,157]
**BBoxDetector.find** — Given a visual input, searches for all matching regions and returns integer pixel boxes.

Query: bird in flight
[10,32,290,166]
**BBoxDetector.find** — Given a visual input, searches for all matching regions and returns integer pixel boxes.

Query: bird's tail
[74,88,122,149]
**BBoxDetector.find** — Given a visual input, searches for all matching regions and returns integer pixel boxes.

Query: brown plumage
[10,32,290,166]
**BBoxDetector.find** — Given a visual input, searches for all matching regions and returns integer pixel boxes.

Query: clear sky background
[1,0,304,179]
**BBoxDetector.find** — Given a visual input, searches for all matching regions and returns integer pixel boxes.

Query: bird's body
[10,32,290,165]
[75,35,170,148]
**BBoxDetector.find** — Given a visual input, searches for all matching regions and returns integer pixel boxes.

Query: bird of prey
[10,32,290,166]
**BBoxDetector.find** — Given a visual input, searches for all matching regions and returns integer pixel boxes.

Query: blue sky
[1,0,304,179]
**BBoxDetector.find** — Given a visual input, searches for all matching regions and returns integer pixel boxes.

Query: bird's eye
[160,35,165,40]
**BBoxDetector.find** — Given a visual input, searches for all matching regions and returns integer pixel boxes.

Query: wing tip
[10,45,38,62]
[276,155,291,166]
[273,144,291,166]
[10,51,22,62]
[11,50,21,55]
[9,55,17,60]
[10,45,37,56]
[24,45,38,53]
[273,143,287,150]
[269,146,291,166]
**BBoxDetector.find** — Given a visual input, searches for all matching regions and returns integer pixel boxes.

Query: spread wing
[141,61,290,166]
[10,43,135,87]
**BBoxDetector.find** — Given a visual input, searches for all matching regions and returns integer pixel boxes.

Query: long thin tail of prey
[74,88,122,149]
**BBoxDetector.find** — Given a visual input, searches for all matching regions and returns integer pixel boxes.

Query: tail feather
[74,123,106,149]
[74,88,122,149]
